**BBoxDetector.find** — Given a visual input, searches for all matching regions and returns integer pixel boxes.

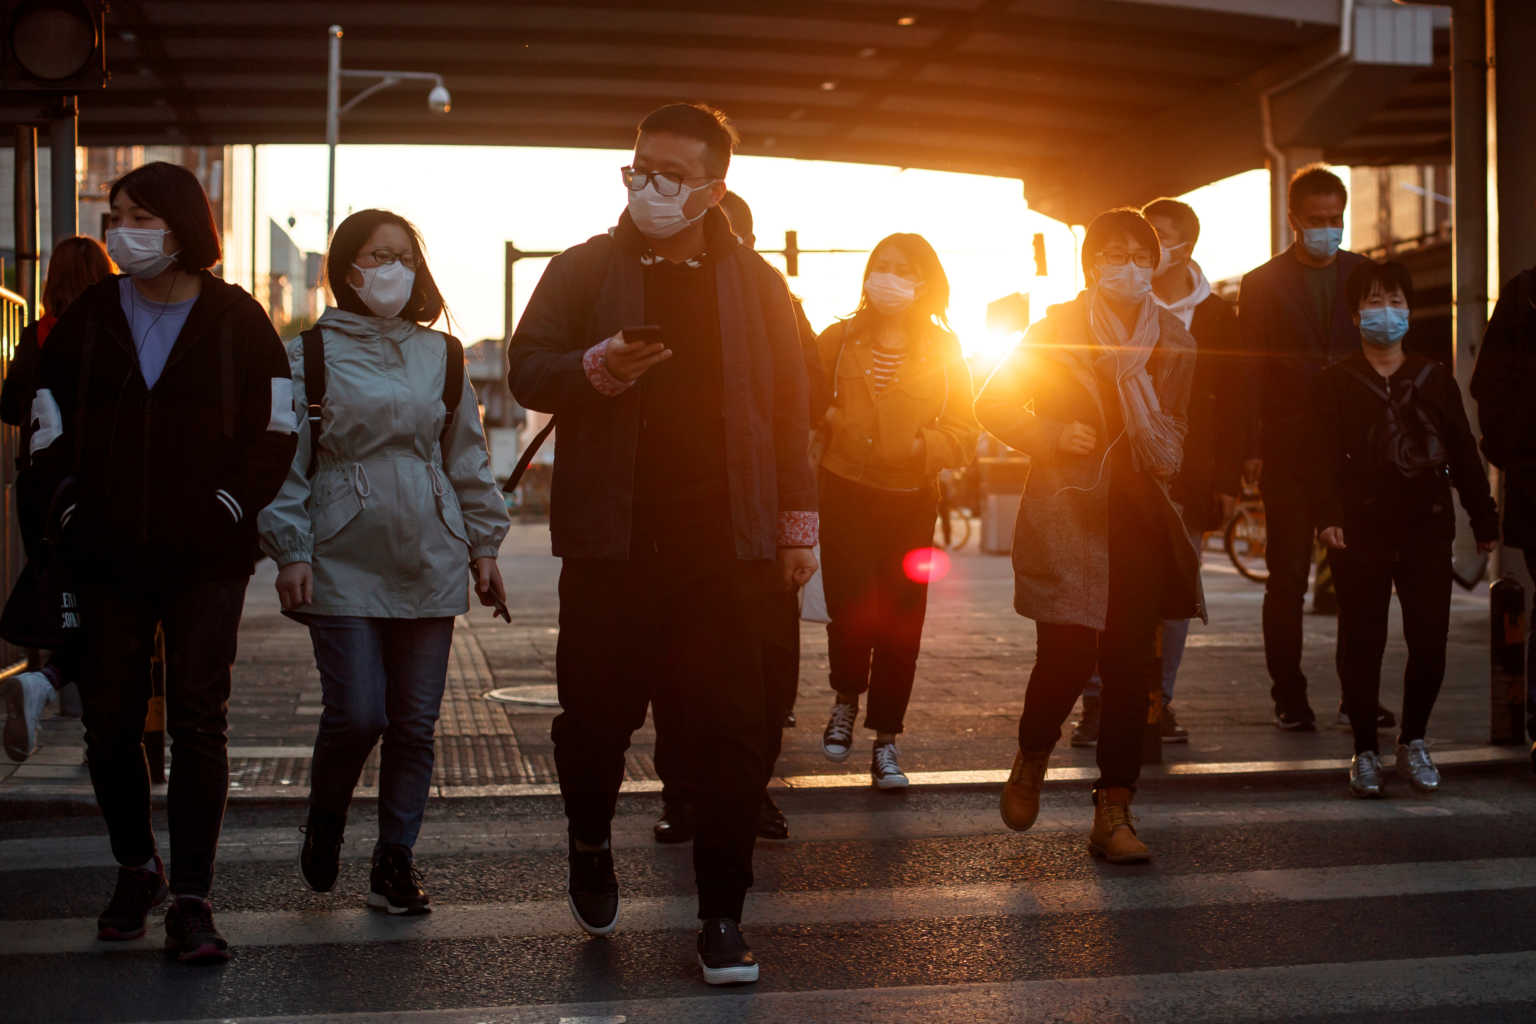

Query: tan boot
[1088,787,1150,863]
[1000,748,1051,831]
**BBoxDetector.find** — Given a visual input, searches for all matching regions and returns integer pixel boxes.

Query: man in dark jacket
[1237,164,1381,731]
[505,103,817,986]
[1471,264,1536,752]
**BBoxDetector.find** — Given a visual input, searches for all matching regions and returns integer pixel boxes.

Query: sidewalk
[2,522,1524,806]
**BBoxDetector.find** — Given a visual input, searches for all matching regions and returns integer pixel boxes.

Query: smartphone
[622,324,663,347]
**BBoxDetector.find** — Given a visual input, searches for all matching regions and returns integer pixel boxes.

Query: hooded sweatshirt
[1154,260,1213,330]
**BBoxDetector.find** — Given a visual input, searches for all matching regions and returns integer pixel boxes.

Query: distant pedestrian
[1315,261,1497,797]
[811,233,979,789]
[1472,262,1536,768]
[506,103,816,986]
[976,207,1202,864]
[1,235,114,760]
[651,189,810,845]
[259,209,509,915]
[24,161,297,961]
[1236,164,1394,732]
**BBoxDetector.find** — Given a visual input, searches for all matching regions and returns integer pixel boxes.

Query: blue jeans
[306,616,455,850]
[1083,529,1201,704]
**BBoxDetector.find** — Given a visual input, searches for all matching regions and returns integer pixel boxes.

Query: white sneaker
[1395,739,1440,792]
[821,702,856,762]
[872,741,909,790]
[3,671,57,762]
[1349,750,1384,798]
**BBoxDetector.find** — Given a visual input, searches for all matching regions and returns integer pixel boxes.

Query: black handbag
[0,540,80,650]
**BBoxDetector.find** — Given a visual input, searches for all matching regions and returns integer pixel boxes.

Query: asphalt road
[4,765,1535,1023]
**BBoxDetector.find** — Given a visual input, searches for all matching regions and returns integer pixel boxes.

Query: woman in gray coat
[975,208,1202,865]
[259,210,509,914]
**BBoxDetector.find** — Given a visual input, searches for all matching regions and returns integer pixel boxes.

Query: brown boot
[1000,748,1051,831]
[1088,787,1150,863]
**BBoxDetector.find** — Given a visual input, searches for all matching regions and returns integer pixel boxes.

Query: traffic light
[1032,232,1047,276]
[2,0,106,92]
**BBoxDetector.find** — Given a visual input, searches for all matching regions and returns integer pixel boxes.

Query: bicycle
[1223,487,1269,583]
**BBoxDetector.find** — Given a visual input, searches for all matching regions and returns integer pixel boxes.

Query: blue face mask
[1300,226,1343,261]
[1359,306,1410,347]
[1096,262,1153,302]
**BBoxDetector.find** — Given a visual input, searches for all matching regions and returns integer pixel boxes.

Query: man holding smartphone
[506,102,817,986]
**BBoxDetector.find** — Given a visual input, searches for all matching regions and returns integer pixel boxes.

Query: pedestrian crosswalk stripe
[3,856,1531,957]
[127,951,1536,1024]
[0,794,1516,872]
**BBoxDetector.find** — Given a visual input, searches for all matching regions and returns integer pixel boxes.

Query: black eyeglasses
[1096,250,1156,269]
[364,248,418,269]
[621,165,713,198]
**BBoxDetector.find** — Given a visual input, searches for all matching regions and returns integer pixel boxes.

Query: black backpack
[299,326,463,477]
[1345,360,1447,479]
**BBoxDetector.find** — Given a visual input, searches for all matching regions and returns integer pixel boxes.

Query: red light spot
[902,547,951,583]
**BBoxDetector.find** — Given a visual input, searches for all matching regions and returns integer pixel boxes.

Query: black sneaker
[1070,695,1101,747]
[1274,702,1317,731]
[653,800,695,845]
[163,896,231,963]
[96,855,169,940]
[299,807,346,893]
[757,793,789,841]
[1159,702,1189,744]
[1337,702,1397,728]
[367,843,430,915]
[782,710,797,728]
[697,917,759,985]
[568,839,619,936]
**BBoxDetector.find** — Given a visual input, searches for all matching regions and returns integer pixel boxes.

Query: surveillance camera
[428,84,451,115]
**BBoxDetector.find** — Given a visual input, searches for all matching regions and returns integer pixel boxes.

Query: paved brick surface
[2,520,1518,800]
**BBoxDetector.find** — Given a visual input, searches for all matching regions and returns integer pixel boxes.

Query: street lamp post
[325,24,451,238]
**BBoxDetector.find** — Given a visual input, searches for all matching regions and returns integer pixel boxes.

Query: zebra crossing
[4,767,1535,1023]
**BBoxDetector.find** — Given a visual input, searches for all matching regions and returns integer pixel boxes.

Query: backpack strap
[440,333,465,461]
[300,326,326,478]
[502,418,555,494]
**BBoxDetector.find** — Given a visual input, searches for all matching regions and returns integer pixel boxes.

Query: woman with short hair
[976,207,1202,863]
[259,208,509,916]
[812,232,979,790]
[24,161,298,961]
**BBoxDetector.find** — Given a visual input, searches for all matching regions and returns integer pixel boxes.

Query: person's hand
[1058,421,1097,456]
[1477,538,1496,554]
[1319,526,1346,550]
[473,556,507,613]
[604,330,672,383]
[1218,493,1238,522]
[778,546,818,590]
[1243,457,1263,485]
[276,562,313,611]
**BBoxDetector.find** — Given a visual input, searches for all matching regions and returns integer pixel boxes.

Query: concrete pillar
[12,126,38,318]
[47,96,76,243]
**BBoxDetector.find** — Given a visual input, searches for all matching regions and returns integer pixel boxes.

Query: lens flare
[902,546,951,583]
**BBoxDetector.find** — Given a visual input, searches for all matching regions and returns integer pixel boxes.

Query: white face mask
[351,261,415,318]
[626,179,715,239]
[107,227,178,280]
[865,272,919,315]
[1097,262,1154,302]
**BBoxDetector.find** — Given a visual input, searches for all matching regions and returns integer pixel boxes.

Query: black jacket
[31,273,298,583]
[1170,293,1243,531]
[505,207,815,561]
[1237,246,1369,467]
[1,317,49,460]
[1313,352,1498,553]
[1471,267,1536,549]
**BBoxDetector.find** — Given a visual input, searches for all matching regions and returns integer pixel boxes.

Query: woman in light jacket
[813,233,979,790]
[975,208,1201,864]
[259,209,509,915]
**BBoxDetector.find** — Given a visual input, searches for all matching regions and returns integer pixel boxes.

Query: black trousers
[657,585,799,804]
[1261,464,1321,709]
[553,556,773,921]
[78,577,248,897]
[819,470,935,735]
[1331,539,1452,754]
[1016,497,1164,793]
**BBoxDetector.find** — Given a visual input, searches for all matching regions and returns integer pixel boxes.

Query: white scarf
[1087,287,1185,480]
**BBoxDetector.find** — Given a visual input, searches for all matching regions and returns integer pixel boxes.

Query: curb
[3,746,1528,816]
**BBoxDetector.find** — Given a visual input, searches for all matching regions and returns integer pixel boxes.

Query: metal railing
[0,287,30,672]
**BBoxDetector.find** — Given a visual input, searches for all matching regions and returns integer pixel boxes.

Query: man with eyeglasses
[506,102,817,986]
[1236,164,1388,733]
